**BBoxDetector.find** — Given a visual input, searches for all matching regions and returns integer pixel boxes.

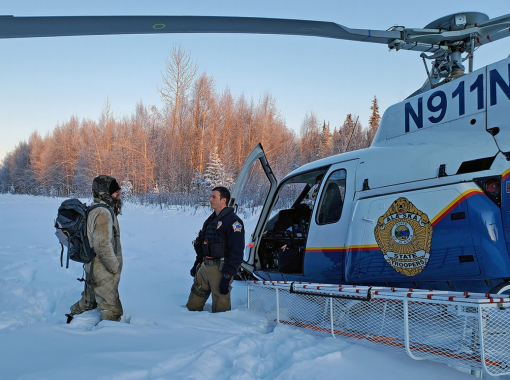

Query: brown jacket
[86,200,122,284]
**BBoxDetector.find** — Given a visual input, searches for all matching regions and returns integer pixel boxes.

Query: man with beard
[66,175,124,322]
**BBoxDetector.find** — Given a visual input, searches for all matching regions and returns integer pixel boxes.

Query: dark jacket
[199,207,245,277]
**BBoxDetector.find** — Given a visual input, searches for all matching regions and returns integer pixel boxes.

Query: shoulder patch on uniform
[217,221,222,229]
[232,221,242,232]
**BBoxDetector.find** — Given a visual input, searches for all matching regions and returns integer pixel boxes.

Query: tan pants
[186,263,233,313]
[70,260,123,321]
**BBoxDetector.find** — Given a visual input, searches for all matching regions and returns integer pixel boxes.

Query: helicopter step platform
[247,281,510,377]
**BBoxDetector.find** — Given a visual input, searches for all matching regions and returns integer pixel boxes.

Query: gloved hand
[219,274,232,295]
[190,258,202,277]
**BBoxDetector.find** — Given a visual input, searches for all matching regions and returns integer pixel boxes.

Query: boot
[65,313,74,324]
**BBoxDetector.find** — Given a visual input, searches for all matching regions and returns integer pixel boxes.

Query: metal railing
[247,281,510,377]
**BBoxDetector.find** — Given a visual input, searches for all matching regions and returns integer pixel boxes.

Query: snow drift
[0,194,493,379]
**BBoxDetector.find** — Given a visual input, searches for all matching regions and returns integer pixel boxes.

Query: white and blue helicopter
[2,11,510,294]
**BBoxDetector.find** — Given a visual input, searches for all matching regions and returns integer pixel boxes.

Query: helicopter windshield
[256,167,329,273]
[265,168,329,232]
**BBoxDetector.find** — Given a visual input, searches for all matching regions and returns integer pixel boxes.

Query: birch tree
[158,45,198,189]
[300,111,321,164]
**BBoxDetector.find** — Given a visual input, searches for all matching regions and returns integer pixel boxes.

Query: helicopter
[2,11,510,294]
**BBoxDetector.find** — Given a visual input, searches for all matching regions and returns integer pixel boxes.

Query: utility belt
[203,256,225,271]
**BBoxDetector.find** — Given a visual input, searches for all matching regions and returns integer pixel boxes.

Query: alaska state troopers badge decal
[374,197,433,276]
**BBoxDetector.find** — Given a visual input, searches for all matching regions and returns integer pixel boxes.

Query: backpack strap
[87,203,117,252]
[88,203,115,220]
[60,243,64,268]
[88,255,96,307]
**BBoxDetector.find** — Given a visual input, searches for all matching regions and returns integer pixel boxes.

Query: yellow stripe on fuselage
[306,244,379,252]
[430,189,483,225]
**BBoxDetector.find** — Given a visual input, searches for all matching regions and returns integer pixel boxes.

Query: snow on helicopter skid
[2,11,510,295]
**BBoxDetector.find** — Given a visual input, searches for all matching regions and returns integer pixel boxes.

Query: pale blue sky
[1,0,508,161]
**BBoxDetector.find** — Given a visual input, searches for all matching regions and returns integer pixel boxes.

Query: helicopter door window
[316,169,346,225]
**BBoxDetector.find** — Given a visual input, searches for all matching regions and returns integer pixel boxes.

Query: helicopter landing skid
[248,281,510,377]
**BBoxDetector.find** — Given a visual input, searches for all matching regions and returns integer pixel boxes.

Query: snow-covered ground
[0,194,497,379]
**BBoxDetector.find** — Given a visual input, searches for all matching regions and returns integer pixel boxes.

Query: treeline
[0,47,380,208]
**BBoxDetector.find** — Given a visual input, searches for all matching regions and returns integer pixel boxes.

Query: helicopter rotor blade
[477,21,510,44]
[475,13,510,28]
[0,15,400,44]
[2,13,508,60]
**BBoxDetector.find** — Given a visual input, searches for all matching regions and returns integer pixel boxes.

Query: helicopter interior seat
[273,208,309,274]
[273,207,311,236]
[273,211,294,235]
[318,182,343,224]
[294,203,313,229]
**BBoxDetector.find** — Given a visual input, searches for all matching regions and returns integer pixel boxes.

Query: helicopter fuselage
[239,56,510,294]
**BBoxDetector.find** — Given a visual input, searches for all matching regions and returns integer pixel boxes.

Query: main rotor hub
[400,12,492,86]
[423,12,489,31]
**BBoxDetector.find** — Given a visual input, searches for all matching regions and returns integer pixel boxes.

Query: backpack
[55,199,114,268]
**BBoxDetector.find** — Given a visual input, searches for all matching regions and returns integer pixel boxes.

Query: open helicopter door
[229,144,277,276]
[250,159,358,281]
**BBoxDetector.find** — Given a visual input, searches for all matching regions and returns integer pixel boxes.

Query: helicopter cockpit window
[269,181,319,220]
[256,168,328,273]
[316,169,346,225]
[267,168,327,228]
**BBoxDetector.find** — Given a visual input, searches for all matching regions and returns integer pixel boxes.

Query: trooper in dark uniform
[186,186,245,313]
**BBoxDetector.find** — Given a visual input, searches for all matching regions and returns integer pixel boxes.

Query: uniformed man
[186,186,245,313]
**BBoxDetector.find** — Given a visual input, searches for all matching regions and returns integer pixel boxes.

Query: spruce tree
[368,96,381,143]
[201,147,234,190]
[320,120,333,158]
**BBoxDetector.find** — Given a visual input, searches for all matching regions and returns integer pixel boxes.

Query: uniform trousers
[186,262,233,313]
